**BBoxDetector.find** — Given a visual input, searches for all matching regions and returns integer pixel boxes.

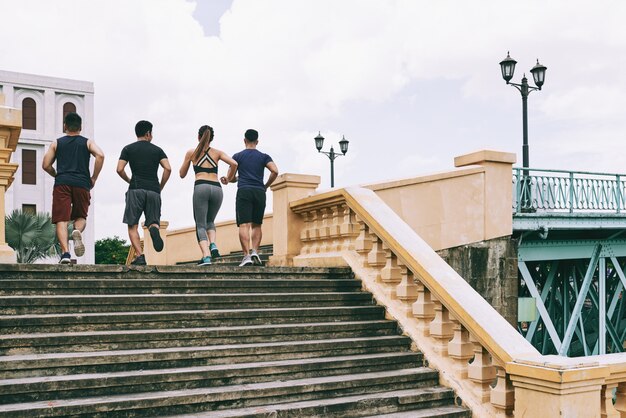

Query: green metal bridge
[513,168,626,357]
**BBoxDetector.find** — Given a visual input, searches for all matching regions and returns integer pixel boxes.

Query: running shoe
[198,256,212,266]
[250,249,263,266]
[149,226,164,252]
[71,230,85,257]
[209,243,221,259]
[239,255,253,267]
[131,254,147,266]
[59,252,71,264]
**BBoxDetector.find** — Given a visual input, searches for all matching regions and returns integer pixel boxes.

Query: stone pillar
[508,359,609,418]
[454,150,516,241]
[269,173,320,266]
[142,221,169,265]
[0,94,22,263]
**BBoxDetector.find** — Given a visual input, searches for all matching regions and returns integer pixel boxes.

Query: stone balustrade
[287,185,626,417]
[0,93,21,263]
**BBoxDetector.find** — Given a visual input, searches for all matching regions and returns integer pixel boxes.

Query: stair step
[1,306,386,333]
[0,292,374,314]
[0,335,414,378]
[1,320,398,354]
[0,278,362,295]
[0,352,422,403]
[0,368,437,417]
[162,388,466,417]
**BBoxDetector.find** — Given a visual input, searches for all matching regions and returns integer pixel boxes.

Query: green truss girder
[519,239,626,262]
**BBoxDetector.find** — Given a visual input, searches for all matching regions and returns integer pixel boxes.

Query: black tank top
[54,135,91,189]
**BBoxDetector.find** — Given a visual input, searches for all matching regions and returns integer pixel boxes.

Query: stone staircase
[0,264,470,417]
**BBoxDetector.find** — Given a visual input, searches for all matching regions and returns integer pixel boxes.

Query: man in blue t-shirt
[221,129,278,266]
[116,120,171,266]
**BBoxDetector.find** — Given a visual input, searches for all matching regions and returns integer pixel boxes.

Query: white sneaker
[72,230,85,257]
[239,255,253,267]
[250,250,263,266]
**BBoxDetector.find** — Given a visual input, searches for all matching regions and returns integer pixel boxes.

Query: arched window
[62,102,76,127]
[22,98,36,130]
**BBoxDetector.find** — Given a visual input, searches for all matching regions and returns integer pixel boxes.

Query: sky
[1,0,625,241]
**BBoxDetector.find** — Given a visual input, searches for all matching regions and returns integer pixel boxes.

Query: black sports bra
[193,149,218,174]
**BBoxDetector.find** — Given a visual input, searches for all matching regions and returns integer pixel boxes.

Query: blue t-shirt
[232,149,273,190]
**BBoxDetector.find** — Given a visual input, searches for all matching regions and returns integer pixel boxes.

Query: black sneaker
[59,252,71,264]
[149,226,164,252]
[131,254,146,265]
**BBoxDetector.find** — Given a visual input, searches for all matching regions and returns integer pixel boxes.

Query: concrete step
[0,292,374,314]
[0,368,438,417]
[0,335,414,379]
[0,264,351,281]
[1,320,399,354]
[0,352,422,403]
[162,389,469,417]
[1,306,386,334]
[0,278,362,296]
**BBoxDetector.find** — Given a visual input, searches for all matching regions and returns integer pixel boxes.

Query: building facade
[0,70,95,263]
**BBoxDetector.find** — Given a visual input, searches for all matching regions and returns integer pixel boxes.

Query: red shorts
[52,185,91,223]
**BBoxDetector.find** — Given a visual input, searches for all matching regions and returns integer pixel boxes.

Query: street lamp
[314,132,349,188]
[499,51,547,169]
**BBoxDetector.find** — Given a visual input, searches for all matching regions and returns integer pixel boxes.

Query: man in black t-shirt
[116,120,171,265]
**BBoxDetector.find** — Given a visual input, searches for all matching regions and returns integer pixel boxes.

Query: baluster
[412,280,435,337]
[429,298,454,356]
[467,339,496,403]
[601,383,619,418]
[490,364,514,415]
[396,264,418,316]
[318,207,330,252]
[339,204,356,250]
[299,211,312,255]
[447,319,474,379]
[380,244,402,298]
[367,235,386,283]
[308,210,321,254]
[354,216,372,261]
[326,205,340,252]
[614,381,626,415]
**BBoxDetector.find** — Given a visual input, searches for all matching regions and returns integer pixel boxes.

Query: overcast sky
[1,0,625,240]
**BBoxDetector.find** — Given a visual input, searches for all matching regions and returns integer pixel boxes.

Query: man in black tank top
[42,112,105,264]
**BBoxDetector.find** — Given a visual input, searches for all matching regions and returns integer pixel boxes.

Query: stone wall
[437,236,518,326]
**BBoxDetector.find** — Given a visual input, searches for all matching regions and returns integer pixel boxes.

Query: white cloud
[1,0,625,239]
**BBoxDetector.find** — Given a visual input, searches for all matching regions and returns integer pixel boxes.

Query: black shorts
[236,188,266,226]
[123,189,161,226]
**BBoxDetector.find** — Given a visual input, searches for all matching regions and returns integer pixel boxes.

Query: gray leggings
[193,181,224,242]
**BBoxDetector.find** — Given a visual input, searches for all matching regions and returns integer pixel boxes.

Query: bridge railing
[513,167,626,214]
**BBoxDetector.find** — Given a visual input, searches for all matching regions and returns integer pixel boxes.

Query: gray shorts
[123,189,161,226]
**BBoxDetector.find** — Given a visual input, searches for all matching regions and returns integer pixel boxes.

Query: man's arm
[87,139,105,187]
[41,141,58,178]
[116,160,131,184]
[159,158,172,190]
[264,161,279,190]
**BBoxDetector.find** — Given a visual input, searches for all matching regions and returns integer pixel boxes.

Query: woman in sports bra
[180,125,238,265]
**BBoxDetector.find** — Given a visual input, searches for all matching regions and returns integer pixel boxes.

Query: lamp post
[499,52,547,170]
[314,132,349,188]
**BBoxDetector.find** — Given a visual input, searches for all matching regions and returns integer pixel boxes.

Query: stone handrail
[289,185,626,417]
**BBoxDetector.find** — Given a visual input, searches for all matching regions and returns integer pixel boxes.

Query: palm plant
[5,210,58,263]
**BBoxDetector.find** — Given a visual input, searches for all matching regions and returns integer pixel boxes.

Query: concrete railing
[0,93,21,263]
[286,185,626,417]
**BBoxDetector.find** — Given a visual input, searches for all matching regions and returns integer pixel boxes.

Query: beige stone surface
[0,104,21,263]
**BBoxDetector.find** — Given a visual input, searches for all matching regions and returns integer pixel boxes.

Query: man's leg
[128,224,142,256]
[56,221,70,254]
[239,223,251,255]
[251,223,262,252]
[73,218,86,232]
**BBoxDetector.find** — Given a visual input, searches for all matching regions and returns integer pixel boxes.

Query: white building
[0,70,95,263]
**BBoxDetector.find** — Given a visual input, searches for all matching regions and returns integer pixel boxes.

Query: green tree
[95,236,130,264]
[5,210,58,263]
